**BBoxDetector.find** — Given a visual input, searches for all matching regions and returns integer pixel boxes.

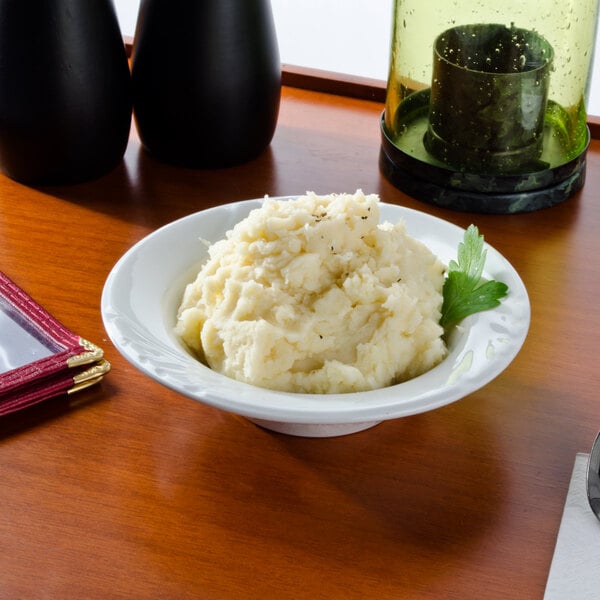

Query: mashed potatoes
[176,191,447,394]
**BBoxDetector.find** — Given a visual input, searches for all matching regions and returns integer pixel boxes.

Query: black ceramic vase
[131,0,281,168]
[0,0,132,185]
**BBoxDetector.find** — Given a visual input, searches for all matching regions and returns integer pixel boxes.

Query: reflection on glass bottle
[131,0,281,169]
[0,1,132,185]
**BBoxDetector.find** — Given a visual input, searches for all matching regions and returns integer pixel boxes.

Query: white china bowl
[101,198,530,437]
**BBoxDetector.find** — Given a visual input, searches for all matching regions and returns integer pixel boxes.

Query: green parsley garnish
[440,224,509,331]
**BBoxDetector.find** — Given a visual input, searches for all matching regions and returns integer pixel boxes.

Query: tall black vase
[131,0,281,168]
[0,0,132,185]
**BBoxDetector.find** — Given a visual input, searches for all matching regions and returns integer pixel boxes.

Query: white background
[114,0,600,116]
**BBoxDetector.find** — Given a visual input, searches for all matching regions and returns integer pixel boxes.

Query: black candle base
[379,99,589,214]
[380,145,585,214]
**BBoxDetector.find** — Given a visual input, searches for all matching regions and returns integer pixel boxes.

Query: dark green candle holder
[424,24,553,174]
[380,2,597,214]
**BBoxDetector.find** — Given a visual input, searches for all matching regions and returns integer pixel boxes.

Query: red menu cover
[0,272,110,415]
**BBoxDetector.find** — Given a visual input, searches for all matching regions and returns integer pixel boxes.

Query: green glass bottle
[380,0,599,213]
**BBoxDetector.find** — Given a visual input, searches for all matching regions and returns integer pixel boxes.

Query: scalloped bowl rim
[101,198,530,429]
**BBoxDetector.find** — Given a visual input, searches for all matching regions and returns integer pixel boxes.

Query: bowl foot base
[247,418,382,437]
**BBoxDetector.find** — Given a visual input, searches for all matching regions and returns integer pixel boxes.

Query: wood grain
[1,85,599,599]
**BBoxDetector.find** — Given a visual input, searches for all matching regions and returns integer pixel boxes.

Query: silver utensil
[587,431,600,521]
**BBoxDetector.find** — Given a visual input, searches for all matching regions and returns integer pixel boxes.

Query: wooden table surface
[2,84,600,599]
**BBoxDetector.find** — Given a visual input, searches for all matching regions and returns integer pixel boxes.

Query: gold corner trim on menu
[68,359,111,395]
[67,338,105,368]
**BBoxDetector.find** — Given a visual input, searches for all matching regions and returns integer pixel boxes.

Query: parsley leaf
[440,224,509,331]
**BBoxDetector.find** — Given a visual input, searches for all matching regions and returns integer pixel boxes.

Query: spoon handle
[586,431,600,520]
